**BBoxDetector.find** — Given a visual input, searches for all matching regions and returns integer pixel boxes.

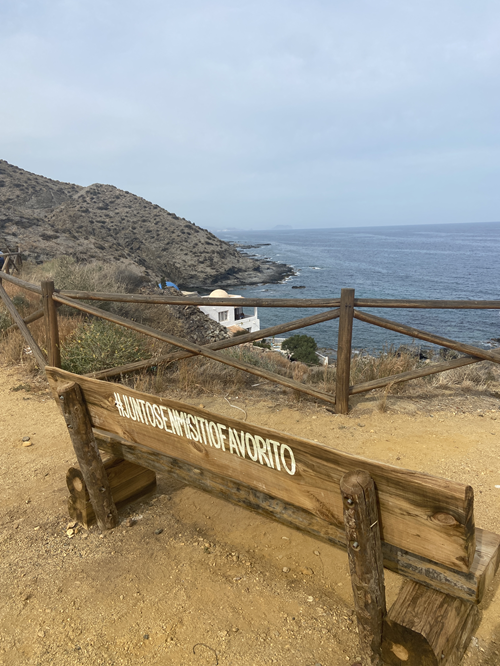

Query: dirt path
[1,363,499,665]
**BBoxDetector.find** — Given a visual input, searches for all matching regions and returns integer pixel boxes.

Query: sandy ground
[1,362,500,666]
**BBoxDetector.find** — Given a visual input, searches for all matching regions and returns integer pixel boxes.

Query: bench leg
[67,457,157,529]
[341,470,387,666]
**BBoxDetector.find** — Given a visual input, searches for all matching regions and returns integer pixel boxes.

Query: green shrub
[253,339,271,349]
[0,310,11,333]
[282,334,319,365]
[61,319,149,374]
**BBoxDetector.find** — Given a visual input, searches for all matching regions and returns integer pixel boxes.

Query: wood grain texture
[0,281,47,369]
[336,289,355,414]
[0,271,42,294]
[89,308,340,380]
[67,457,156,528]
[58,381,118,530]
[341,471,386,665]
[52,293,338,406]
[353,310,500,366]
[46,367,476,571]
[55,290,500,309]
[381,580,480,666]
[93,429,498,602]
[354,299,500,310]
[41,281,61,368]
[58,290,342,308]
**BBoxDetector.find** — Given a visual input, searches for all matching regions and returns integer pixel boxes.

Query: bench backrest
[47,367,476,574]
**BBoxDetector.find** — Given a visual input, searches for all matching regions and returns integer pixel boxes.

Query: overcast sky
[1,1,499,230]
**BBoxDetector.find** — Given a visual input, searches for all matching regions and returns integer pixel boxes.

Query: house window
[218,310,229,322]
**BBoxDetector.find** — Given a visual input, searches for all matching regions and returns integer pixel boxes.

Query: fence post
[14,246,22,272]
[42,280,61,368]
[336,288,355,414]
[3,255,12,274]
[341,470,386,665]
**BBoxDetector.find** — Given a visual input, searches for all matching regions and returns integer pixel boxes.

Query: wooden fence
[0,248,22,275]
[1,267,500,414]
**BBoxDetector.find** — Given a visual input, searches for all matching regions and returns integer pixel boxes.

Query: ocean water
[217,222,500,353]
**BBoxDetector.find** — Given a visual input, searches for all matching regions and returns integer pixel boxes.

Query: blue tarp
[158,281,180,290]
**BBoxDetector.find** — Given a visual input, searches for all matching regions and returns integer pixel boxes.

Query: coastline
[186,252,295,292]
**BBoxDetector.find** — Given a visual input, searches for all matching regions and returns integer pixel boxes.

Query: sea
[216,221,500,355]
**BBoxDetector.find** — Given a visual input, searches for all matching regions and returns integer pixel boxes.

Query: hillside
[0,161,292,289]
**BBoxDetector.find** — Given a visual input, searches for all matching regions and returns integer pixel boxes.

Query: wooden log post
[2,255,12,275]
[58,382,118,530]
[336,288,355,414]
[341,470,386,666]
[42,280,61,367]
[14,247,22,272]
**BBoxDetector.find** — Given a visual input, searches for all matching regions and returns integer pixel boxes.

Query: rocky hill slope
[0,160,291,289]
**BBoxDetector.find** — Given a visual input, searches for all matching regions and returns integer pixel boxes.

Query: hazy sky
[1,1,499,230]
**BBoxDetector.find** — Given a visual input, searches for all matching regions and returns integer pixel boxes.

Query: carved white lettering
[145,402,156,428]
[280,444,296,476]
[228,428,242,457]
[217,424,227,451]
[209,421,220,448]
[245,433,258,461]
[114,392,125,417]
[255,435,271,467]
[113,393,296,475]
[153,404,164,430]
[187,414,199,441]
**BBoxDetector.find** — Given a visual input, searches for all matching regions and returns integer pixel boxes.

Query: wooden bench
[46,367,500,666]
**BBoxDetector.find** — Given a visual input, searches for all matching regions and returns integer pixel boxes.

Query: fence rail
[1,267,500,413]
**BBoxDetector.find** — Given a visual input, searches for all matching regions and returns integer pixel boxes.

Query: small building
[199,289,260,333]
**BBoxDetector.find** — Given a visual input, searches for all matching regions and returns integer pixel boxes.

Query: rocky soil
[0,160,292,289]
[1,361,500,666]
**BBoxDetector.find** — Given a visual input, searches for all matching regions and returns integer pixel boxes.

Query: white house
[199,289,260,333]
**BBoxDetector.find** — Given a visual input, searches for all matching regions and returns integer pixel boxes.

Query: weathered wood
[55,289,500,309]
[341,471,386,665]
[336,289,355,414]
[0,271,43,294]
[14,249,22,272]
[350,355,489,395]
[2,256,12,274]
[5,307,45,332]
[4,302,63,335]
[354,310,500,366]
[53,293,338,406]
[59,290,341,308]
[354,299,500,309]
[93,428,499,602]
[89,308,341,380]
[41,281,61,368]
[0,281,47,369]
[67,457,156,528]
[46,367,476,571]
[381,580,480,665]
[57,381,118,530]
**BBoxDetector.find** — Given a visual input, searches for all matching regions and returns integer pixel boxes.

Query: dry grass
[2,263,500,402]
[0,282,82,374]
[132,345,296,398]
[21,256,144,298]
